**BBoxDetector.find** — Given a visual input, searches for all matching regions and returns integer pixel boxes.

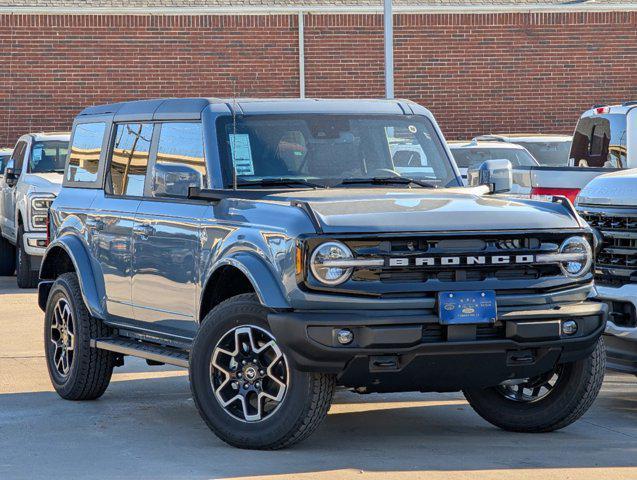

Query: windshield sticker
[229,134,255,176]
[32,148,42,162]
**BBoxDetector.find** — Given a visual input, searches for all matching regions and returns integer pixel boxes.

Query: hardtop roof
[77,97,422,120]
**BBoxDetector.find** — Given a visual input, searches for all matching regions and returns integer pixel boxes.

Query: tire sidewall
[190,298,315,448]
[44,274,89,395]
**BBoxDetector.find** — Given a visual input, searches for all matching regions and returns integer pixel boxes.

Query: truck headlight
[558,236,593,277]
[32,197,52,210]
[310,241,354,285]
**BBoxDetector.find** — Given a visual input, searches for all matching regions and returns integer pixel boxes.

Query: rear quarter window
[66,122,107,184]
[570,114,627,168]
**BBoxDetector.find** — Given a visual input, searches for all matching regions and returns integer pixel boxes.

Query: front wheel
[16,225,39,288]
[463,337,605,432]
[190,294,335,450]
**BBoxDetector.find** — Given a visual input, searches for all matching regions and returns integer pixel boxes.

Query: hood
[266,188,581,233]
[577,168,637,208]
[22,172,63,195]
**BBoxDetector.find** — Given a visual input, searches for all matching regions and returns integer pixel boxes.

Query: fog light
[336,329,354,345]
[562,320,578,335]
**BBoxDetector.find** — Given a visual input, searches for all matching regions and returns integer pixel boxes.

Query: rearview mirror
[4,167,19,187]
[467,159,512,193]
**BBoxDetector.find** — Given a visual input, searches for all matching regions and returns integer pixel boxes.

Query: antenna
[231,78,238,191]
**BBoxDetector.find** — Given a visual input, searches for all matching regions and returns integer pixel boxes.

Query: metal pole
[384,0,394,99]
[298,11,306,98]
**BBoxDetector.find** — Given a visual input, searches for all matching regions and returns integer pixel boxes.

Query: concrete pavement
[1,276,636,480]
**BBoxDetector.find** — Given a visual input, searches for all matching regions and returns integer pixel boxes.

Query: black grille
[579,207,637,286]
[345,236,562,284]
[422,323,505,342]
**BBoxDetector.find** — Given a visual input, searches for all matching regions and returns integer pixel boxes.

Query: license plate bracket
[438,290,497,325]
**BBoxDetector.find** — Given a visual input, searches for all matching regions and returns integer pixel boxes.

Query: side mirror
[4,167,19,187]
[467,159,512,193]
[153,162,202,198]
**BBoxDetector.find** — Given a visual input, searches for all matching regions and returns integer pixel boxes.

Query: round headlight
[310,241,354,286]
[559,236,592,277]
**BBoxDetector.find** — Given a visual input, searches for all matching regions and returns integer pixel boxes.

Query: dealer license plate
[438,290,497,325]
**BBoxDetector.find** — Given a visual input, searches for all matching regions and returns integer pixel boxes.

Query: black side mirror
[4,167,19,187]
[467,159,512,193]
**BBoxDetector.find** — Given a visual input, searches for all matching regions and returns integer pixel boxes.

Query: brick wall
[0,11,635,145]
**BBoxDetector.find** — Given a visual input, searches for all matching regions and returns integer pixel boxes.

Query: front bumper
[268,301,606,392]
[595,284,637,374]
[23,231,47,257]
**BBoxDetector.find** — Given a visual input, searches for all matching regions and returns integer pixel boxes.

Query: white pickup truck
[512,102,636,202]
[0,132,70,287]
[576,169,637,374]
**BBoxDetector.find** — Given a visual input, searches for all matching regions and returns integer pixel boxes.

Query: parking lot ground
[1,276,637,480]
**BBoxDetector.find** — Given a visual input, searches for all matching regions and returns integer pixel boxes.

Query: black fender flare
[39,235,106,319]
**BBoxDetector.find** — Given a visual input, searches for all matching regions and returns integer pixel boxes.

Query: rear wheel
[44,272,115,400]
[0,233,16,275]
[16,225,39,288]
[190,294,336,450]
[463,337,605,432]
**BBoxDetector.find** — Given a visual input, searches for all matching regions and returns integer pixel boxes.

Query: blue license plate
[438,290,497,325]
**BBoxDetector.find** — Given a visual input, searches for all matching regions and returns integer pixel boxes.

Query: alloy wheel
[497,366,564,403]
[210,325,289,423]
[50,298,76,377]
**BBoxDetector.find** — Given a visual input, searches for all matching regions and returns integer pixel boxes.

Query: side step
[91,337,190,368]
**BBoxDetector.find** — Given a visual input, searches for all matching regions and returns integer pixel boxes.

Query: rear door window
[108,123,153,197]
[67,123,107,183]
[570,114,627,168]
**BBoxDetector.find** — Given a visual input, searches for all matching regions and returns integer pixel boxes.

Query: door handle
[86,218,105,231]
[134,224,155,238]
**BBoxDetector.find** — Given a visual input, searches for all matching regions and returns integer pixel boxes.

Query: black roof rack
[591,104,606,109]
[622,101,637,107]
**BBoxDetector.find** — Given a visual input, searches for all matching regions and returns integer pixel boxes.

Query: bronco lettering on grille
[388,255,535,267]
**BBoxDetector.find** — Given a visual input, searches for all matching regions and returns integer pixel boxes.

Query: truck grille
[579,207,637,286]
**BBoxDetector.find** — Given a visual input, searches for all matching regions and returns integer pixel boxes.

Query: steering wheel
[368,168,400,177]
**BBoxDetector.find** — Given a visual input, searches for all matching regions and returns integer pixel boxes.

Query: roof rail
[591,104,606,109]
[622,101,637,107]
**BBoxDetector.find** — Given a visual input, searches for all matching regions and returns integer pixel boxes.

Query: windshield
[450,147,538,168]
[570,114,627,168]
[216,115,459,188]
[29,141,69,173]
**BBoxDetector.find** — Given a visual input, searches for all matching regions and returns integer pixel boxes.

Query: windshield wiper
[338,176,438,189]
[236,178,326,189]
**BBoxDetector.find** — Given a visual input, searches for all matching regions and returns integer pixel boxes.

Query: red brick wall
[0,11,635,146]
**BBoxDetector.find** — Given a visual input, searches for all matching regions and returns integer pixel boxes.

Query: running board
[91,337,190,368]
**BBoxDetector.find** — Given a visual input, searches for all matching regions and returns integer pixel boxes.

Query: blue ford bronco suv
[39,98,606,450]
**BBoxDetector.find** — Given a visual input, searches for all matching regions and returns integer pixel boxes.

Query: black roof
[77,97,419,121]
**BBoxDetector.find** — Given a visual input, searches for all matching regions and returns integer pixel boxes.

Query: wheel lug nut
[243,383,249,389]
[259,370,265,375]
[242,360,246,365]
[255,382,260,388]
[252,358,257,363]
[237,373,242,378]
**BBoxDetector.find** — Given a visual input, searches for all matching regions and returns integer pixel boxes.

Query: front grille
[422,323,505,343]
[579,207,637,286]
[345,235,563,284]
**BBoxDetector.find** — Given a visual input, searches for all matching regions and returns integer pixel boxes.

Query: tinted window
[108,123,153,196]
[67,123,106,183]
[11,141,27,172]
[515,140,571,167]
[451,147,538,168]
[570,114,627,168]
[29,141,69,173]
[151,123,206,198]
[216,115,458,188]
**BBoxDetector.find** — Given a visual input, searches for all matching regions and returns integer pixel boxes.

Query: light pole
[384,0,394,99]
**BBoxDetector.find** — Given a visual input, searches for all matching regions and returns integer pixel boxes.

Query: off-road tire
[44,272,115,400]
[463,337,605,432]
[16,225,39,288]
[190,293,336,450]
[0,233,15,275]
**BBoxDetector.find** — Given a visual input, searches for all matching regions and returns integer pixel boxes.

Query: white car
[448,140,539,184]
[576,168,637,374]
[0,148,12,175]
[0,132,70,287]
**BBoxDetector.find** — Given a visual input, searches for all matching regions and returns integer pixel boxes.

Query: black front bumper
[268,301,607,392]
